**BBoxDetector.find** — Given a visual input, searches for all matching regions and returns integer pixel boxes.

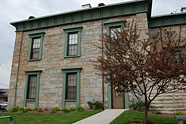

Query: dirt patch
[149,111,174,118]
[132,110,175,118]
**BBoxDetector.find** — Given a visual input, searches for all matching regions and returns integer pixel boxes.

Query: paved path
[73,109,126,124]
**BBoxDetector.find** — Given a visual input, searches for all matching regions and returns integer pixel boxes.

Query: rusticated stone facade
[9,10,149,109]
[149,25,186,113]
[9,0,186,113]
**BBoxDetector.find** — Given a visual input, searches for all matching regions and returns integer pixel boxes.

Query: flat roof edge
[11,0,150,32]
[150,12,186,28]
[10,0,146,24]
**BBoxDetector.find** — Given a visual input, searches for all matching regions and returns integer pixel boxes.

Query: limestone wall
[149,25,186,113]
[8,12,149,109]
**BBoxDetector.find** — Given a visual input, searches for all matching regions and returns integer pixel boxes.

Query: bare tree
[96,22,186,124]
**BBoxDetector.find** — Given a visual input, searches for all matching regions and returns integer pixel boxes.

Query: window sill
[28,59,41,62]
[64,55,80,58]
[26,99,35,102]
[65,99,76,102]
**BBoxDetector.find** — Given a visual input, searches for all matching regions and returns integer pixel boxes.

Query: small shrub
[152,111,161,115]
[33,107,38,111]
[94,101,103,109]
[52,107,60,111]
[77,106,84,111]
[87,101,94,109]
[29,108,32,111]
[70,107,77,111]
[24,107,31,112]
[62,107,70,113]
[26,107,32,111]
[175,111,184,115]
[51,110,56,113]
[87,101,103,110]
[1,109,8,112]
[24,109,28,112]
[11,106,19,112]
[51,109,56,113]
[44,107,48,111]
[18,107,24,112]
[37,107,43,112]
[129,101,144,111]
[38,110,43,112]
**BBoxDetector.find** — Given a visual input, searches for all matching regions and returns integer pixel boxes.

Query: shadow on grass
[111,110,178,124]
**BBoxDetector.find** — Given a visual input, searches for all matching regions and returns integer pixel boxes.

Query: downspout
[179,25,182,42]
[14,31,24,106]
[101,19,105,110]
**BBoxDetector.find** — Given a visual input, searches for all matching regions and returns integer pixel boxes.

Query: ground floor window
[27,75,37,99]
[62,67,82,107]
[66,73,77,100]
[24,70,42,107]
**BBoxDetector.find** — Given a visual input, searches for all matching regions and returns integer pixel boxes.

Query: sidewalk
[73,109,126,124]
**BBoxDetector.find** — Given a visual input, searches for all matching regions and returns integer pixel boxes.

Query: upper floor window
[172,47,185,62]
[68,32,78,56]
[31,37,41,59]
[110,26,121,38]
[64,27,83,58]
[28,32,45,61]
[104,21,124,35]
[163,46,185,63]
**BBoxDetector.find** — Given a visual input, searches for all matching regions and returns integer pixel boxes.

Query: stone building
[150,13,186,113]
[9,0,186,113]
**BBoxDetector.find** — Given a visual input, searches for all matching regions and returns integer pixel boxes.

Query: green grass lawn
[111,110,178,124]
[0,110,101,124]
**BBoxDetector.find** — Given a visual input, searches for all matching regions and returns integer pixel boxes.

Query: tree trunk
[144,106,148,124]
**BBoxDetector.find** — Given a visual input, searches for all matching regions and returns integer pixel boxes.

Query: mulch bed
[0,109,94,114]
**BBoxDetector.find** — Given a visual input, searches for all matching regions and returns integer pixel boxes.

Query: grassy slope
[111,110,178,124]
[0,110,101,124]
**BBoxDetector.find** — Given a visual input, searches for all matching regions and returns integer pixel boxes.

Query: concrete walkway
[73,109,126,124]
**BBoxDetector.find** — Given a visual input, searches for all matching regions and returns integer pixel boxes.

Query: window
[175,48,184,58]
[173,47,185,63]
[27,75,37,99]
[68,33,78,56]
[62,67,82,107]
[24,70,42,107]
[31,38,41,59]
[63,27,83,58]
[104,21,124,35]
[66,73,77,100]
[110,26,121,38]
[163,46,185,61]
[28,32,45,61]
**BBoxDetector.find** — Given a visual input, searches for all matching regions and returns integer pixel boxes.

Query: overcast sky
[0,0,186,89]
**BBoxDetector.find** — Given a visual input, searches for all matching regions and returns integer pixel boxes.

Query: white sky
[0,0,186,89]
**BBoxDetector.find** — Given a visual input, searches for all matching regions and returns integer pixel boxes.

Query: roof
[10,0,151,32]
[150,12,186,28]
